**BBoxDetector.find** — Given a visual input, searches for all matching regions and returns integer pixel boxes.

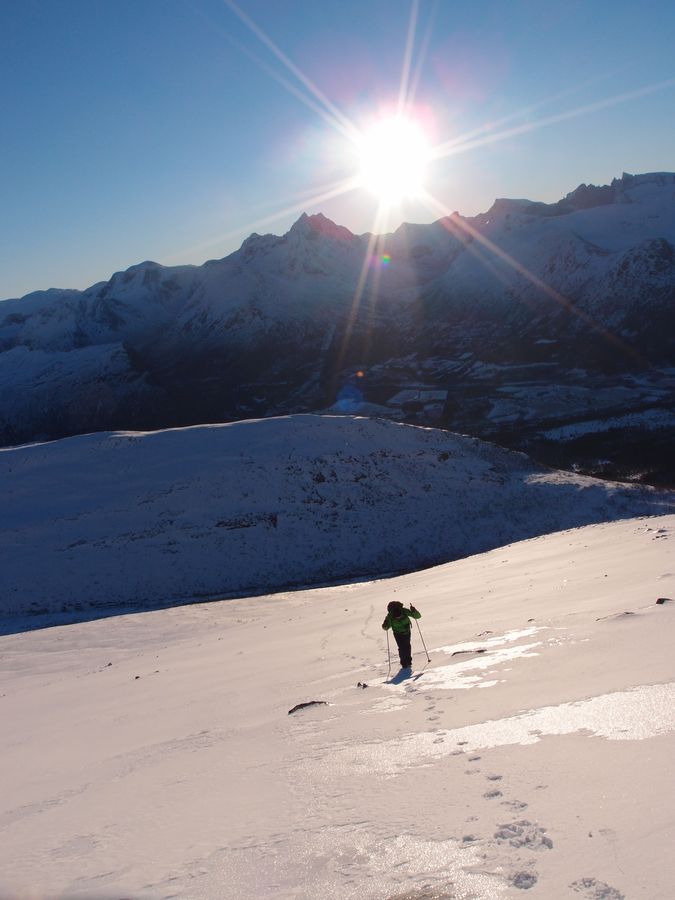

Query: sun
[356,116,431,205]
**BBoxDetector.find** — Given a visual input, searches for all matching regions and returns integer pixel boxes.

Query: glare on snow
[344,683,675,775]
[194,828,506,900]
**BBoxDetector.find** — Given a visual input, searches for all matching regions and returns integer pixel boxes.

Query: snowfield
[0,515,673,898]
[1,415,674,622]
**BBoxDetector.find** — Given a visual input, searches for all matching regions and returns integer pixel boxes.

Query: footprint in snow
[494,820,552,850]
[569,877,625,899]
[510,871,538,890]
[484,789,503,799]
[501,799,528,810]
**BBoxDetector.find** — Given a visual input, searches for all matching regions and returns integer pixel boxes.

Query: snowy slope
[0,342,160,443]
[0,515,673,898]
[2,415,674,622]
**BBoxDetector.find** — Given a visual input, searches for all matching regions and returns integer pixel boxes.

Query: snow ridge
[1,414,672,622]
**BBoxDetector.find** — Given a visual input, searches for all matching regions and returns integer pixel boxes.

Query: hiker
[382,600,421,669]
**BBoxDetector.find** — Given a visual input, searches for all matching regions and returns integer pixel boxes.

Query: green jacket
[382,606,421,634]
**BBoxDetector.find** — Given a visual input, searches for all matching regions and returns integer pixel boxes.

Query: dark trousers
[393,628,412,667]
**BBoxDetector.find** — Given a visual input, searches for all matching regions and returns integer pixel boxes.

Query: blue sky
[1,0,674,299]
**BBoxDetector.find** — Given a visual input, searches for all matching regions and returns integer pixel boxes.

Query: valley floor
[1,516,674,899]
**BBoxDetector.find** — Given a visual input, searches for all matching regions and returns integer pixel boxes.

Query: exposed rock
[288,700,328,715]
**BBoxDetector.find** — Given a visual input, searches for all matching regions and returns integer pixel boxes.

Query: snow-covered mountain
[1,513,673,897]
[2,172,674,482]
[2,414,673,624]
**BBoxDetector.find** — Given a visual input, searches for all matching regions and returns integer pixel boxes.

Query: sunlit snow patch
[402,628,546,691]
[420,643,543,690]
[438,627,541,653]
[342,683,675,775]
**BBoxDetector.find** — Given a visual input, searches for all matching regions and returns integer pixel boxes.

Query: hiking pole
[415,619,431,663]
[386,630,392,679]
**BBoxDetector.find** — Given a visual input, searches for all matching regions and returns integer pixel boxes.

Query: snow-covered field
[1,515,673,898]
[540,407,675,441]
[486,384,639,427]
[2,415,674,623]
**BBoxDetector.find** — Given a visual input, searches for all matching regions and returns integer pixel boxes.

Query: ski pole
[386,629,392,679]
[415,619,431,663]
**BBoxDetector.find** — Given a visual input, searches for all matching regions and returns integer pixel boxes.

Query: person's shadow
[387,667,413,684]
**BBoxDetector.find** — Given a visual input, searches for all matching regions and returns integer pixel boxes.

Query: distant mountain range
[2,172,674,483]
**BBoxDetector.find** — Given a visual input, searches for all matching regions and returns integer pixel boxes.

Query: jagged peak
[560,182,616,211]
[560,172,675,211]
[614,171,675,188]
[475,172,675,224]
[287,212,355,242]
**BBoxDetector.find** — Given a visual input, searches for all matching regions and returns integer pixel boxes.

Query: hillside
[1,515,673,898]
[2,415,673,625]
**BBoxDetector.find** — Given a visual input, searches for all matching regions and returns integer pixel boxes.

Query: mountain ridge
[1,172,674,483]
[3,171,672,303]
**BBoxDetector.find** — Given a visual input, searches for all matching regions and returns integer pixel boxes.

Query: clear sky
[2,0,674,299]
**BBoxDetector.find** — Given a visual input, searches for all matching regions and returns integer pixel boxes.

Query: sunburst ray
[431,78,675,162]
[330,205,390,386]
[405,0,438,115]
[224,0,360,142]
[397,0,420,116]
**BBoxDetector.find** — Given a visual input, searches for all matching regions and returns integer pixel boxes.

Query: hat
[387,600,404,614]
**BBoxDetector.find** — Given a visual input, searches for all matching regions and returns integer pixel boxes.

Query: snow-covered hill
[1,172,674,471]
[1,515,673,898]
[2,415,673,624]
